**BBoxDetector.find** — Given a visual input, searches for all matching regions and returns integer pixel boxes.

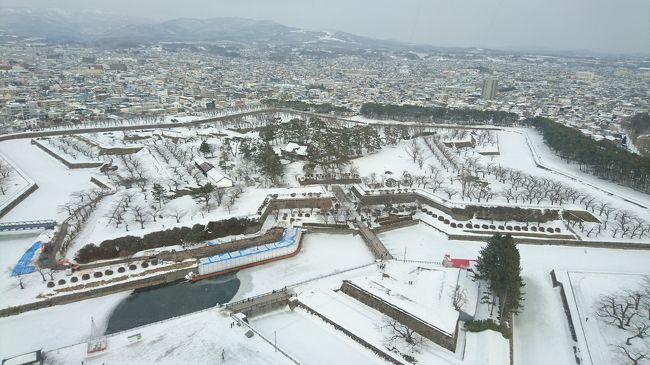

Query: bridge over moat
[0,220,56,232]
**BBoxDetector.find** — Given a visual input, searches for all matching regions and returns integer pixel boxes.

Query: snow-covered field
[233,232,376,300]
[44,308,294,365]
[253,308,390,365]
[0,139,95,221]
[568,272,648,365]
[0,291,131,360]
[379,224,650,365]
[1,115,650,364]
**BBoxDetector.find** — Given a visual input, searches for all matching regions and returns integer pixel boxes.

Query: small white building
[193,156,233,188]
[281,142,309,160]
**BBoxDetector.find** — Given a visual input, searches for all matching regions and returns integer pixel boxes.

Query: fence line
[232,314,302,365]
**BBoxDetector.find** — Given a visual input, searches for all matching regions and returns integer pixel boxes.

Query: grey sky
[2,0,649,54]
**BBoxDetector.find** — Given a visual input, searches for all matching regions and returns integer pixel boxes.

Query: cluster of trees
[0,159,14,195]
[105,190,159,231]
[188,182,243,214]
[45,136,99,160]
[595,277,650,364]
[360,103,519,126]
[225,137,284,184]
[526,117,650,193]
[75,217,257,263]
[257,117,388,174]
[148,139,203,190]
[476,234,525,321]
[115,154,149,191]
[261,99,351,114]
[258,118,384,160]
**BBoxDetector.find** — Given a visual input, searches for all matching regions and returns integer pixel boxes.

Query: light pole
[274,330,277,352]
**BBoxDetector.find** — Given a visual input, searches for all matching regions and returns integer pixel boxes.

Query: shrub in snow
[465,319,512,339]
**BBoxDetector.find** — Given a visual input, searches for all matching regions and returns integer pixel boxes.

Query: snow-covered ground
[0,291,131,360]
[0,152,32,210]
[233,232,376,300]
[253,308,390,365]
[0,139,95,221]
[379,223,650,365]
[1,115,650,364]
[44,308,294,365]
[568,272,648,365]
[523,128,650,208]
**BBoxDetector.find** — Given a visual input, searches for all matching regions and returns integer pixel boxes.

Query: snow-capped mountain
[0,8,402,49]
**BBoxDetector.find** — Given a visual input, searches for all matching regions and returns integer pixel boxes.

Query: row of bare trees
[0,159,14,195]
[46,136,99,160]
[57,189,109,254]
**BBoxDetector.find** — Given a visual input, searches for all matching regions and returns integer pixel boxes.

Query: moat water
[105,272,240,334]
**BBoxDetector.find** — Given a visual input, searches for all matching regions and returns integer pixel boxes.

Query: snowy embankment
[40,308,294,365]
[0,291,130,360]
[0,139,95,222]
[253,259,506,365]
[0,150,35,215]
[232,232,376,301]
[67,185,328,256]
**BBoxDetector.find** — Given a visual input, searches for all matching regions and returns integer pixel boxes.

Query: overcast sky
[2,0,649,54]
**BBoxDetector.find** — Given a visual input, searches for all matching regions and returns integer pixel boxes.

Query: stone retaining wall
[340,280,458,352]
[0,183,38,218]
[371,219,419,234]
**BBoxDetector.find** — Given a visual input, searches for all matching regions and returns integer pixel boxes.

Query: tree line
[75,217,257,263]
[261,99,351,114]
[526,117,650,193]
[359,103,519,126]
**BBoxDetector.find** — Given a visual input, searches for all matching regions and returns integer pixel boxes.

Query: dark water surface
[105,273,239,334]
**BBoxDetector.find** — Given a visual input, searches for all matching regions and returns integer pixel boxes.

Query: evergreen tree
[255,143,284,184]
[476,233,525,320]
[151,183,167,208]
[191,183,215,206]
[199,140,212,156]
[219,146,231,172]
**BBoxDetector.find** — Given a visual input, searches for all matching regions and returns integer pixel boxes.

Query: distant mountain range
[0,7,404,49]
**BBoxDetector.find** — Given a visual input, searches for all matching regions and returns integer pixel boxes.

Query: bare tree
[615,344,649,365]
[380,318,423,357]
[596,294,637,329]
[442,187,458,199]
[404,138,422,164]
[625,320,650,345]
[167,207,187,223]
[35,267,47,282]
[449,284,468,311]
[130,204,149,229]
[6,267,24,289]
